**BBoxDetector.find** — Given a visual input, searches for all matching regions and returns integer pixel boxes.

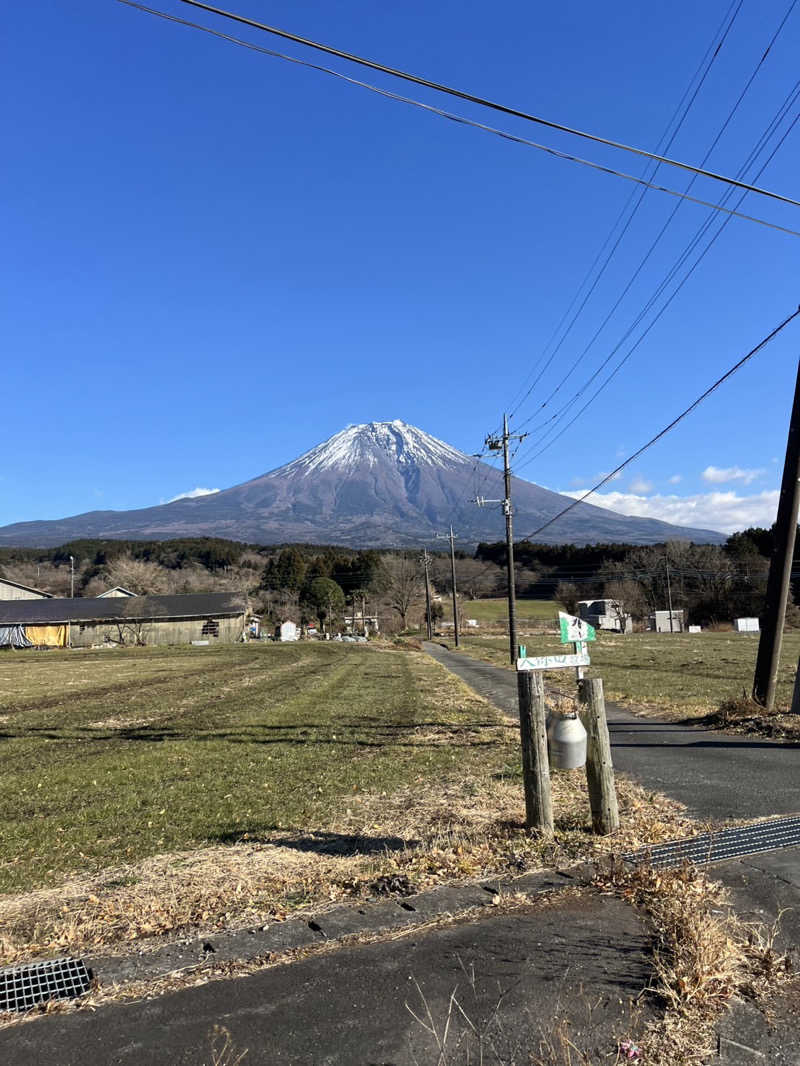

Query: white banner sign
[517,651,591,671]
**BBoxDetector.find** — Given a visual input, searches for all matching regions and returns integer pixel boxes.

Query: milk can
[547,711,587,770]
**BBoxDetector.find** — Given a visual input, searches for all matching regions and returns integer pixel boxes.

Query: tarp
[0,625,33,648]
[24,625,68,647]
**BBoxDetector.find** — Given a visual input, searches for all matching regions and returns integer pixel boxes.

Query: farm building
[577,599,632,634]
[648,609,685,633]
[0,592,247,649]
[96,586,137,598]
[276,620,298,642]
[0,577,52,601]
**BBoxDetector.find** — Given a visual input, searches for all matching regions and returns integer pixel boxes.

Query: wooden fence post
[516,670,554,834]
[578,677,619,835]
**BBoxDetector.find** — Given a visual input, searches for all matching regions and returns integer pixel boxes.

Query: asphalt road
[424,641,800,957]
[423,642,800,822]
[0,896,653,1065]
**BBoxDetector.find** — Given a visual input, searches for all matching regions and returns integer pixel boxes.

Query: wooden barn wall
[69,614,245,648]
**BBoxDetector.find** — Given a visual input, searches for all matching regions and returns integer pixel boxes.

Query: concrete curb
[85,867,587,989]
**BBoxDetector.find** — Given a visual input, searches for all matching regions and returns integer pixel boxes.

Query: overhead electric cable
[507,0,745,420]
[120,0,800,209]
[520,305,800,540]
[513,0,799,428]
[512,104,800,469]
[119,1,800,238]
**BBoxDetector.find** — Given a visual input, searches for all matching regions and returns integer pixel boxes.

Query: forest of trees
[0,527,788,632]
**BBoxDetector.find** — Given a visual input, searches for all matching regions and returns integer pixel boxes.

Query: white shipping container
[734,617,760,633]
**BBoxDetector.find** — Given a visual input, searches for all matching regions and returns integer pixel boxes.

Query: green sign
[558,612,596,644]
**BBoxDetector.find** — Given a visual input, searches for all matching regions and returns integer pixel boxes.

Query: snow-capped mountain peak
[277,420,469,477]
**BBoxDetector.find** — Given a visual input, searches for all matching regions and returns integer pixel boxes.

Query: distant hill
[0,421,725,548]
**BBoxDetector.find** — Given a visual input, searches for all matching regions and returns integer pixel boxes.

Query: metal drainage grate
[0,957,92,1014]
[623,814,800,869]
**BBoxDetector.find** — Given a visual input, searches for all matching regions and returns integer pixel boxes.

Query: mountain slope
[0,421,725,547]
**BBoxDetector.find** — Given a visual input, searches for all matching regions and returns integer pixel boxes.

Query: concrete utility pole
[753,358,800,710]
[478,415,527,664]
[435,526,460,647]
[665,556,675,633]
[422,549,433,641]
[70,555,75,599]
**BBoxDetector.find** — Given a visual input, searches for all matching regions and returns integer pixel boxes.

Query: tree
[454,558,502,600]
[262,548,307,592]
[381,555,424,629]
[554,581,580,614]
[301,577,345,633]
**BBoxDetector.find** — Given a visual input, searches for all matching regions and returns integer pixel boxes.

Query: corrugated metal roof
[0,578,53,599]
[0,593,246,625]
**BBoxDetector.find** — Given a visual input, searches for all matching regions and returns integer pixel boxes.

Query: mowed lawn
[444,598,562,625]
[454,630,800,714]
[0,642,511,894]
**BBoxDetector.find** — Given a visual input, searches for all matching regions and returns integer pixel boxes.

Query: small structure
[0,593,246,649]
[96,586,137,598]
[577,599,632,634]
[466,619,479,628]
[344,610,380,635]
[688,625,702,634]
[276,620,298,642]
[649,609,684,633]
[734,617,760,633]
[0,577,52,601]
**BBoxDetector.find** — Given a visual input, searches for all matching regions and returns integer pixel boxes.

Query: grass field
[0,640,691,964]
[452,630,800,718]
[443,597,562,625]
[0,642,515,895]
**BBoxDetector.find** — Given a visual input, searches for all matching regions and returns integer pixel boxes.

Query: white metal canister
[547,711,587,770]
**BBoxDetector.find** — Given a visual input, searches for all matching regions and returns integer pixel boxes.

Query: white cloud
[560,488,779,534]
[166,487,220,503]
[701,465,765,486]
[668,474,682,485]
[629,477,653,493]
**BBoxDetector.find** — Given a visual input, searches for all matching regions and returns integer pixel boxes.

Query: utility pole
[665,556,674,633]
[435,526,460,647]
[422,548,433,641]
[477,415,527,664]
[70,555,75,599]
[753,358,800,710]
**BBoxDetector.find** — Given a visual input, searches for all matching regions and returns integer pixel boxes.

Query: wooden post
[516,670,554,834]
[578,677,619,835]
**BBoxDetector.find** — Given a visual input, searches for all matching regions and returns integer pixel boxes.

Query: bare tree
[381,555,425,629]
[454,558,503,600]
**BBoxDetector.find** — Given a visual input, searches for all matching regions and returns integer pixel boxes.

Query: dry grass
[0,760,692,967]
[597,859,792,1065]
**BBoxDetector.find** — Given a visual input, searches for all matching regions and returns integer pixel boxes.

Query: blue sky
[2,0,798,535]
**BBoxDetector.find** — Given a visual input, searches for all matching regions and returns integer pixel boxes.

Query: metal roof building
[0,593,247,648]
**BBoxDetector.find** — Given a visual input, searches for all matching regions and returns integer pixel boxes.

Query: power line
[520,306,800,540]
[506,0,746,420]
[512,91,800,469]
[121,0,800,210]
[119,1,800,238]
[511,3,799,436]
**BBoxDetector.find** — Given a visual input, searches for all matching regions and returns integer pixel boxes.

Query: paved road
[424,642,800,955]
[0,896,653,1065]
[423,642,800,822]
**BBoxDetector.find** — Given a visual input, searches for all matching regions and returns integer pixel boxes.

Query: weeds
[597,858,793,1065]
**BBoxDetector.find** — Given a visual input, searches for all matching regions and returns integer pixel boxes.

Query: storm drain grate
[623,814,800,869]
[0,957,91,1014]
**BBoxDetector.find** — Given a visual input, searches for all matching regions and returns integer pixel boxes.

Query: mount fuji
[0,421,725,547]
